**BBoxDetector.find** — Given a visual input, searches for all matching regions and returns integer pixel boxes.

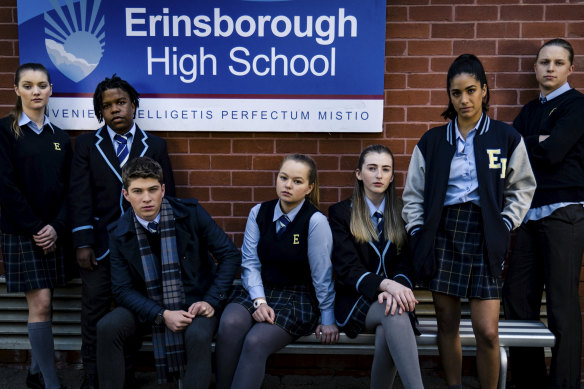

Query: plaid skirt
[339,296,372,338]
[429,202,502,300]
[229,284,319,338]
[1,232,66,293]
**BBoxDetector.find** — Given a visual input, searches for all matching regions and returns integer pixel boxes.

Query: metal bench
[289,318,555,389]
[0,276,555,389]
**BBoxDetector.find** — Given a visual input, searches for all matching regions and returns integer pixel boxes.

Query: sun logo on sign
[44,0,105,82]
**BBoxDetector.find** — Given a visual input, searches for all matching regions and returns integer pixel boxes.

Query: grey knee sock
[30,352,40,374]
[365,302,424,389]
[28,321,60,389]
[231,323,294,389]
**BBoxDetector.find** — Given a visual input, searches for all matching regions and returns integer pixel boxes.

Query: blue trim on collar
[137,127,149,157]
[95,127,122,183]
[447,113,490,143]
[478,114,490,135]
[119,191,125,215]
[446,121,454,145]
[368,240,380,260]
[380,241,390,274]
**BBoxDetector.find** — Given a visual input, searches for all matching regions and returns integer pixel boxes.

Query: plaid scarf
[133,198,186,382]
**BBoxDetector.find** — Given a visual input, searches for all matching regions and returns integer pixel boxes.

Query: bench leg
[498,347,507,389]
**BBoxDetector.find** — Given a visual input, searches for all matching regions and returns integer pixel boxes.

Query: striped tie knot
[147,221,159,234]
[114,133,130,167]
[373,211,383,240]
[277,215,291,237]
[539,96,547,104]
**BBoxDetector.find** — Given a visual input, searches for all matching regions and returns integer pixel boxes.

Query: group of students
[0,37,582,389]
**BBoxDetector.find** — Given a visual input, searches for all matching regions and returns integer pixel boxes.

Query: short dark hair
[122,157,163,189]
[93,74,140,122]
[442,54,490,120]
[537,38,574,65]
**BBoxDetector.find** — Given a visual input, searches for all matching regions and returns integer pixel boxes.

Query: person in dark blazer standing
[69,75,175,388]
[329,144,423,389]
[96,156,241,388]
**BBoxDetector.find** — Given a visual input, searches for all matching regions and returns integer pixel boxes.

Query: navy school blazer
[69,125,175,260]
[328,199,415,327]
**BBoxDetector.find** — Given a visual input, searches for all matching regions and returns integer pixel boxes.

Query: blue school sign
[17,0,386,132]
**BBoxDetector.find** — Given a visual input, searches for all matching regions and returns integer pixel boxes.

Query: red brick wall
[1,1,583,243]
[1,0,584,375]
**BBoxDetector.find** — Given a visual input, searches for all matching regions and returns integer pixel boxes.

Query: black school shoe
[26,370,44,389]
[80,372,97,389]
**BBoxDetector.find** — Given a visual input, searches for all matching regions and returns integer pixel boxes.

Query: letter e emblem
[54,142,61,151]
[293,234,300,245]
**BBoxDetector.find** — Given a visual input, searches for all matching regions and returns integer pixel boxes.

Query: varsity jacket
[402,115,536,282]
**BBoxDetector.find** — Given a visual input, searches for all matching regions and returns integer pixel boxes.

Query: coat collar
[112,197,190,239]
[94,125,150,183]
[445,114,490,145]
[111,198,192,279]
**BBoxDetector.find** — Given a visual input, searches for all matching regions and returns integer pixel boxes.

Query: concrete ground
[4,365,583,388]
[4,365,584,388]
[0,365,481,388]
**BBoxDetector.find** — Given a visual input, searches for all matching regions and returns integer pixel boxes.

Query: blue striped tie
[147,221,159,234]
[373,211,383,241]
[114,134,129,167]
[277,215,290,237]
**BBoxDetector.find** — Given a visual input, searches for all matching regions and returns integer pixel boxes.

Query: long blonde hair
[349,144,407,249]
[280,154,320,208]
[10,63,51,139]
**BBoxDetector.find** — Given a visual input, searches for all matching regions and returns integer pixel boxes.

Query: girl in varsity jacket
[0,63,71,389]
[215,154,338,389]
[402,54,535,389]
[329,144,424,389]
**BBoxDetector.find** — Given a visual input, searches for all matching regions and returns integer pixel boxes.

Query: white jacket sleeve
[402,145,426,233]
[501,138,536,229]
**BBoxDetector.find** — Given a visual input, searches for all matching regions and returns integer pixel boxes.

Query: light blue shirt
[241,199,335,325]
[18,112,54,135]
[364,197,413,288]
[525,83,584,221]
[540,82,571,102]
[365,196,385,224]
[107,123,136,155]
[444,119,480,207]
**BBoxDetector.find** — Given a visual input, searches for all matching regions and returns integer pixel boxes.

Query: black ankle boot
[26,370,44,389]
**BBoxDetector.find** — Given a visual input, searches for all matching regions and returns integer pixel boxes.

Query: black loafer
[80,373,97,389]
[26,370,44,389]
